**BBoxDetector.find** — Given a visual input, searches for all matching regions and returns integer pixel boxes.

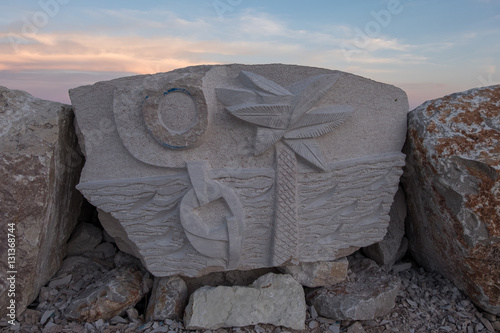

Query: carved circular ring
[142,86,208,149]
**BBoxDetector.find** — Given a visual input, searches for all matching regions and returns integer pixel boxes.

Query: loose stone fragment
[279,258,348,287]
[184,273,306,330]
[347,322,366,333]
[146,276,188,321]
[306,257,401,321]
[65,265,146,322]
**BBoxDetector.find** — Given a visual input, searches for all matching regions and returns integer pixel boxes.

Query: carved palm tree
[217,71,353,266]
[221,71,352,171]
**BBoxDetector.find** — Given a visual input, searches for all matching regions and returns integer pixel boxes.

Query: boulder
[306,257,401,321]
[184,272,306,330]
[65,265,147,322]
[402,85,500,314]
[363,186,408,269]
[0,86,83,318]
[279,257,349,287]
[145,276,187,321]
[70,64,408,277]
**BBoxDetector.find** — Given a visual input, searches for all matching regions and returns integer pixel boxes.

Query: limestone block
[363,186,408,268]
[279,257,348,287]
[184,273,306,330]
[306,257,401,321]
[70,64,408,277]
[402,85,500,314]
[0,86,83,318]
[145,276,187,321]
[65,265,147,322]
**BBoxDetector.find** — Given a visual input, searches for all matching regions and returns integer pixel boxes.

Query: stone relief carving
[142,86,208,149]
[180,161,244,269]
[217,71,353,170]
[71,64,408,277]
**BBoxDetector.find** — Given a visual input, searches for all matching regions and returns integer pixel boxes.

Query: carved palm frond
[238,71,293,96]
[283,139,328,171]
[226,104,293,129]
[289,74,341,125]
[216,71,353,171]
[285,107,353,139]
[255,127,287,155]
[290,106,352,128]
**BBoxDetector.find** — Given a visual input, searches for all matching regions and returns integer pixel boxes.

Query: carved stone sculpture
[70,64,408,277]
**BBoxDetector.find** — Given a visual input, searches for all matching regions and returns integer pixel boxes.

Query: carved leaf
[215,87,258,106]
[284,139,328,171]
[289,74,341,124]
[254,127,286,155]
[284,108,353,139]
[290,105,352,128]
[239,71,293,96]
[226,104,293,129]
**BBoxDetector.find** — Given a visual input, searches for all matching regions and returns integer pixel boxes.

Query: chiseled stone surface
[402,85,500,314]
[306,257,401,321]
[0,86,83,318]
[65,265,147,322]
[279,257,348,287]
[145,276,187,321]
[184,273,306,330]
[70,64,408,277]
[363,186,408,269]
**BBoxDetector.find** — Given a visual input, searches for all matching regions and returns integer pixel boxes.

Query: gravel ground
[1,262,498,333]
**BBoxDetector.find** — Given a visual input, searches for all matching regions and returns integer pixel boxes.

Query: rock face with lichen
[402,85,500,314]
[0,86,84,318]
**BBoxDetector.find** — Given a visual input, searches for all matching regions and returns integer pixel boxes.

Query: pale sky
[1,0,499,109]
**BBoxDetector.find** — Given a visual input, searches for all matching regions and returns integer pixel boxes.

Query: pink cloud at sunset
[1,1,499,109]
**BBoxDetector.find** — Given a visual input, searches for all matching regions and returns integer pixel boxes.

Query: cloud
[3,5,488,110]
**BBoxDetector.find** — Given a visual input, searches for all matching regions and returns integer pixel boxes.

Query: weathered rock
[56,256,107,278]
[0,86,83,318]
[92,242,117,260]
[306,257,401,321]
[184,272,306,330]
[347,322,366,333]
[65,265,147,322]
[66,222,103,256]
[279,257,348,287]
[145,276,187,321]
[363,186,408,269]
[402,85,500,314]
[70,64,408,277]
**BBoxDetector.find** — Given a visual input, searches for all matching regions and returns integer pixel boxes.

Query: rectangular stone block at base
[0,86,84,317]
[184,273,306,330]
[70,64,408,277]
